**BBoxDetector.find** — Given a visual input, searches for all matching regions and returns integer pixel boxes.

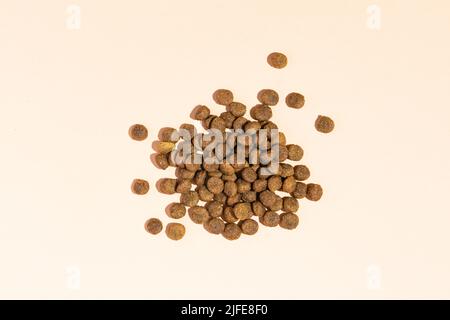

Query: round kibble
[204,218,225,235]
[176,179,192,194]
[242,191,257,203]
[267,176,282,192]
[259,190,277,209]
[257,89,279,106]
[220,112,236,129]
[129,124,148,141]
[197,185,214,202]
[291,182,307,199]
[252,201,267,217]
[315,115,335,133]
[271,196,283,211]
[260,211,280,227]
[165,223,186,240]
[226,102,246,117]
[282,176,297,193]
[267,52,288,69]
[224,181,238,197]
[188,206,209,224]
[205,201,223,218]
[222,223,241,240]
[226,194,241,206]
[207,176,224,194]
[158,127,179,142]
[233,202,252,220]
[157,178,177,195]
[279,163,294,178]
[286,144,304,161]
[210,116,226,132]
[153,141,175,154]
[285,92,305,109]
[179,123,196,139]
[222,207,239,223]
[166,203,186,219]
[213,89,234,105]
[306,183,323,201]
[180,191,200,207]
[278,145,289,162]
[193,170,208,186]
[191,105,211,121]
[175,167,196,180]
[283,197,299,213]
[293,165,310,181]
[250,104,272,121]
[131,179,149,195]
[154,153,169,170]
[214,192,227,205]
[145,218,163,235]
[240,219,259,235]
[279,213,300,230]
[253,179,267,193]
[241,167,257,183]
[236,179,251,194]
[233,116,249,130]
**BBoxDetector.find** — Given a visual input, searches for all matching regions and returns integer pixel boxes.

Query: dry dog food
[145,218,163,235]
[267,52,288,69]
[165,223,186,240]
[315,115,335,133]
[129,124,148,141]
[131,179,149,195]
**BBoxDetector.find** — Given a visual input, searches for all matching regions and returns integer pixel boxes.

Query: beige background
[0,0,449,299]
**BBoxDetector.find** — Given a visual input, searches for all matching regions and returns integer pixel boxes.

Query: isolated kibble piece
[240,219,259,235]
[293,165,310,181]
[129,124,148,141]
[226,102,247,117]
[145,218,163,235]
[267,52,288,69]
[207,176,225,194]
[131,179,149,195]
[213,89,234,105]
[283,197,299,213]
[257,89,279,106]
[250,104,272,121]
[191,105,211,121]
[180,191,200,207]
[188,206,209,224]
[260,211,280,227]
[315,115,335,133]
[306,183,323,201]
[222,223,241,240]
[167,203,186,219]
[285,92,305,109]
[165,223,186,240]
[157,178,177,195]
[286,144,304,161]
[204,218,225,235]
[291,182,307,199]
[279,213,300,230]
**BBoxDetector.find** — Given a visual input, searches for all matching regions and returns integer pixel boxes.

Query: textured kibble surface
[134,51,332,240]
[129,124,148,141]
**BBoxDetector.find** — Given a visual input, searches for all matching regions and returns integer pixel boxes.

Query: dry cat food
[129,124,148,141]
[131,51,334,241]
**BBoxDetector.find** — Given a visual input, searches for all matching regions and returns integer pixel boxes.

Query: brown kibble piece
[236,179,251,193]
[224,181,238,197]
[293,165,310,181]
[267,52,288,69]
[232,116,249,130]
[279,213,300,230]
[267,176,282,192]
[257,89,279,106]
[193,170,208,186]
[204,218,225,235]
[131,179,149,195]
[153,141,175,154]
[285,92,305,109]
[197,185,215,202]
[145,218,163,235]
[241,167,257,183]
[214,192,227,205]
[242,191,257,203]
[252,201,267,217]
[220,112,236,129]
[259,190,278,209]
[279,163,294,178]
[188,206,209,224]
[165,223,186,240]
[233,202,252,220]
[253,179,267,193]
[176,179,192,193]
[180,191,200,207]
[191,105,211,121]
[227,102,246,117]
[153,153,169,170]
[157,178,177,195]
[306,183,323,201]
[222,207,239,223]
[207,177,224,194]
[283,197,299,213]
[166,203,186,219]
[250,104,272,121]
[158,127,179,142]
[205,201,224,218]
[239,219,259,235]
[282,176,297,193]
[213,89,234,105]
[260,211,280,227]
[129,124,148,141]
[226,194,241,206]
[291,182,307,199]
[286,144,304,161]
[210,116,226,132]
[222,223,241,240]
[315,115,335,133]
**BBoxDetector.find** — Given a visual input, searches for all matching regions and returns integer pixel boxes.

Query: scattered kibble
[267,52,288,69]
[129,124,148,141]
[166,203,186,219]
[285,92,305,109]
[213,89,234,105]
[257,89,279,106]
[145,218,163,235]
[131,179,149,195]
[279,212,299,230]
[315,115,335,133]
[306,183,323,201]
[165,223,186,240]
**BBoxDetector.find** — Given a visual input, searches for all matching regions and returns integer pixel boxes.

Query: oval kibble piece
[222,223,241,240]
[286,144,304,161]
[267,176,283,192]
[252,201,267,217]
[166,203,186,219]
[180,191,200,207]
[165,223,186,240]
[279,212,300,230]
[257,89,279,106]
[129,124,148,141]
[283,197,299,213]
[233,202,252,220]
[191,105,211,121]
[222,206,239,223]
[226,102,246,117]
[158,127,179,143]
[260,211,280,227]
[213,89,234,105]
[204,218,226,235]
[315,115,335,133]
[306,183,323,201]
[205,201,224,218]
[293,165,310,181]
[282,176,297,194]
[250,104,272,121]
[176,179,192,194]
[188,206,210,224]
[241,167,257,183]
[207,176,225,194]
[267,52,288,69]
[145,218,163,235]
[291,182,307,199]
[157,178,177,195]
[153,141,175,154]
[153,153,169,170]
[285,92,305,109]
[240,219,259,235]
[131,179,150,195]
